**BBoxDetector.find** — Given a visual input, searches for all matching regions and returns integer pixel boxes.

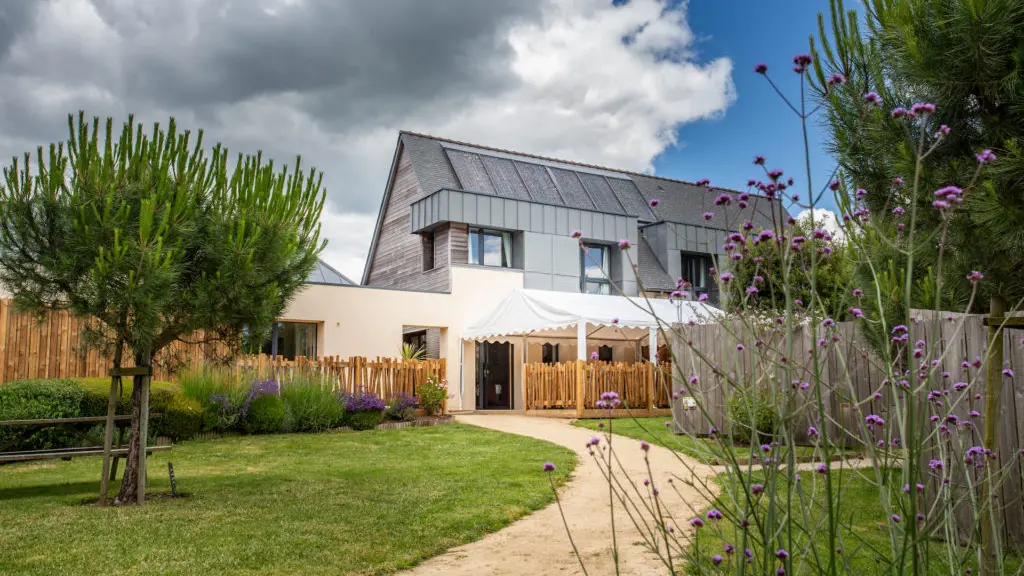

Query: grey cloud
[0,0,544,214]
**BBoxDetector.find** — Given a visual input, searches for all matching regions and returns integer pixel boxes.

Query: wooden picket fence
[234,354,447,404]
[0,299,224,383]
[668,312,1024,549]
[524,360,672,410]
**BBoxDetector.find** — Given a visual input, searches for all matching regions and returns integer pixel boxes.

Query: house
[276,131,785,412]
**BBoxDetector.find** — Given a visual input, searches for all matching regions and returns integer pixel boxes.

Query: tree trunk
[114,349,152,506]
[98,338,124,506]
[981,293,1006,576]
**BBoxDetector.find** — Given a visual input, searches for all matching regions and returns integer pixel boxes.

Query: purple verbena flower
[977,149,997,164]
[543,462,556,472]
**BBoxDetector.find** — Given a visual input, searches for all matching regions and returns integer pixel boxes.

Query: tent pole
[648,327,657,410]
[576,321,586,418]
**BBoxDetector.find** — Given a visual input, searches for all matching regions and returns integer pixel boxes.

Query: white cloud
[332,0,735,278]
[796,208,845,242]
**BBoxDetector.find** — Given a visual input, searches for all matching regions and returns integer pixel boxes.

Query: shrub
[240,379,279,420]
[0,379,85,450]
[346,410,384,431]
[77,377,176,416]
[384,393,417,422]
[243,393,285,434]
[152,395,203,442]
[281,376,341,432]
[416,376,448,416]
[726,386,779,445]
[202,393,240,432]
[341,391,386,430]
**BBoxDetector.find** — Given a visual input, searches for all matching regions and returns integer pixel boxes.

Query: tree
[813,1,1024,571]
[0,113,325,504]
[724,218,854,320]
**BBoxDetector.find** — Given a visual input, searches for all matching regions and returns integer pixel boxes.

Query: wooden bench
[0,415,171,481]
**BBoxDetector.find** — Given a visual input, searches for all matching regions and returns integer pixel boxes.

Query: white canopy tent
[462,289,717,360]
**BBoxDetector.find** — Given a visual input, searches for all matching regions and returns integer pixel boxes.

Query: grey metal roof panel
[514,161,563,205]
[607,177,655,221]
[578,173,626,215]
[479,155,532,201]
[307,259,354,285]
[637,235,676,292]
[549,167,596,211]
[445,149,497,195]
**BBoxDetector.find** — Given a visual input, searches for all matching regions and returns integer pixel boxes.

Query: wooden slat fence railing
[234,354,447,405]
[668,313,1024,550]
[0,299,226,383]
[524,360,673,410]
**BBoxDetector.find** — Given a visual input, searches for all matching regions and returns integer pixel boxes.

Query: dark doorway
[476,342,513,410]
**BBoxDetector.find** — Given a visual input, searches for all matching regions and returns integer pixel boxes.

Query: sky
[0,0,845,281]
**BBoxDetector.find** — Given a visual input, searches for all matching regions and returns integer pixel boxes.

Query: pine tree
[0,113,325,504]
[813,1,1024,571]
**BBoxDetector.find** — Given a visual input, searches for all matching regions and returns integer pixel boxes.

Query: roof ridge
[399,129,759,197]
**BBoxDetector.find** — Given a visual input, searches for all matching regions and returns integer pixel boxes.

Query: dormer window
[469,228,512,267]
[581,243,610,295]
[681,252,712,296]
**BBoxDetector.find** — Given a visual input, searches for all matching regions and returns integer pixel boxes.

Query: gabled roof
[307,258,354,285]
[362,131,789,284]
[396,131,784,230]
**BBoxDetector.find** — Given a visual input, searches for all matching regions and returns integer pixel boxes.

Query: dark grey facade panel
[578,172,625,215]
[445,149,496,195]
[608,177,656,221]
[515,161,563,205]
[549,167,596,211]
[480,155,532,201]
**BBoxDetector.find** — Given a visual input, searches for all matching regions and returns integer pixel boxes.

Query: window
[681,252,712,295]
[261,321,317,360]
[422,232,435,271]
[469,228,512,267]
[581,244,610,295]
[541,343,559,364]
[598,345,613,362]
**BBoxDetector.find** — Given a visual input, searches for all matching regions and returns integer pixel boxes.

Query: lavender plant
[546,42,1022,576]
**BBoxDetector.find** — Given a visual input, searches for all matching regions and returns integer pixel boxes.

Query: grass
[0,424,575,575]
[572,417,849,465]
[689,469,1022,575]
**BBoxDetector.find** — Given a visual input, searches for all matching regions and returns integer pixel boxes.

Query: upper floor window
[581,244,610,295]
[422,232,435,271]
[469,228,512,267]
[681,252,712,295]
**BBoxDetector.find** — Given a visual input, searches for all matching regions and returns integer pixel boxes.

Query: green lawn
[572,417,846,464]
[0,424,575,575]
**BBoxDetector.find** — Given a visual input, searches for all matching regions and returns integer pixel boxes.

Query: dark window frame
[598,345,613,362]
[680,251,713,295]
[422,232,435,271]
[580,243,611,295]
[541,343,560,364]
[468,227,513,268]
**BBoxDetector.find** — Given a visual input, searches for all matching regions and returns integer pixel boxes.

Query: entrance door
[476,342,513,409]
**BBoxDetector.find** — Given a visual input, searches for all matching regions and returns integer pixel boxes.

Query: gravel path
[402,414,719,576]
